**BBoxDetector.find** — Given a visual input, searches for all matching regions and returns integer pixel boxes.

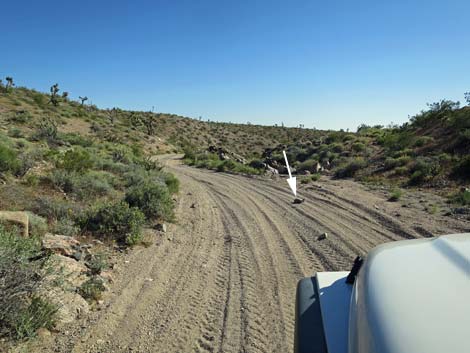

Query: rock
[266,165,279,175]
[190,203,196,208]
[0,211,29,237]
[42,233,80,257]
[317,232,328,241]
[315,162,323,173]
[293,198,305,204]
[155,223,167,233]
[100,270,114,284]
[71,251,82,261]
[36,327,51,338]
[41,288,89,327]
[49,254,89,289]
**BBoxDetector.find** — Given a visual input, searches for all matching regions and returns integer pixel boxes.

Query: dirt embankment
[28,155,469,353]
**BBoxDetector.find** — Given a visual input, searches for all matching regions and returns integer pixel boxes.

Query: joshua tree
[465,92,470,105]
[106,108,118,124]
[3,77,15,92]
[78,96,88,105]
[143,114,156,135]
[49,83,60,106]
[61,91,69,100]
[129,112,142,128]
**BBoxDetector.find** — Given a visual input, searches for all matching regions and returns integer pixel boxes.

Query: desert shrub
[300,174,321,184]
[78,277,105,302]
[60,133,93,147]
[8,128,23,138]
[388,189,403,201]
[408,157,441,185]
[183,147,196,160]
[334,158,367,178]
[52,218,80,237]
[297,159,318,173]
[82,201,145,245]
[248,159,265,169]
[379,130,415,151]
[48,170,112,199]
[351,142,366,152]
[8,110,32,124]
[450,189,470,205]
[12,297,57,340]
[34,119,58,144]
[330,143,344,153]
[86,253,108,275]
[452,156,470,180]
[0,144,20,174]
[162,172,180,194]
[34,196,83,222]
[394,166,408,176]
[0,225,55,339]
[232,164,260,175]
[383,156,411,171]
[125,181,174,221]
[413,136,433,147]
[26,212,48,237]
[216,159,236,172]
[57,149,93,173]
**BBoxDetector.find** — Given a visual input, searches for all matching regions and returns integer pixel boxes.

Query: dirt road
[34,155,469,353]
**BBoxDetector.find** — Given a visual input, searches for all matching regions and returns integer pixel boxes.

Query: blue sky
[2,0,469,130]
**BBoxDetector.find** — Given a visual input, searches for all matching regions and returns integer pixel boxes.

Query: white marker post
[283,150,297,197]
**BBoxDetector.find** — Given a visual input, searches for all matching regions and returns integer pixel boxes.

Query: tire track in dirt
[33,155,469,353]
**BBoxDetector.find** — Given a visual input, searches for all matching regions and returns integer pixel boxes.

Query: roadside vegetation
[0,78,179,343]
[183,150,263,175]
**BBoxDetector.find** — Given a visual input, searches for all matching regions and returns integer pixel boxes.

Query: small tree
[143,114,156,135]
[465,92,470,105]
[61,91,69,100]
[3,77,15,92]
[106,108,118,124]
[78,96,88,105]
[49,83,60,106]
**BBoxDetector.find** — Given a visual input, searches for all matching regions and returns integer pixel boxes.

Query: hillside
[0,83,327,158]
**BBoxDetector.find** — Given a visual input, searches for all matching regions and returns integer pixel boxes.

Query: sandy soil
[28,155,469,353]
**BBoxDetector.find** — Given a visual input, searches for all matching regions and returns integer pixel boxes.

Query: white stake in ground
[283,150,297,197]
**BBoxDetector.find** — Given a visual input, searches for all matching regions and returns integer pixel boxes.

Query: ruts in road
[34,155,469,353]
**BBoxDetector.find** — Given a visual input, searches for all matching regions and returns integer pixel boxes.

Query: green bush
[57,149,93,173]
[351,142,366,152]
[300,174,321,184]
[450,189,470,205]
[394,166,408,176]
[82,201,145,245]
[408,157,441,185]
[384,156,411,171]
[34,196,83,222]
[34,119,58,144]
[334,158,367,178]
[297,159,318,173]
[452,156,470,180]
[0,225,55,339]
[48,170,113,199]
[162,172,180,194]
[125,181,174,221]
[12,297,57,340]
[248,159,266,169]
[52,218,80,237]
[388,189,403,201]
[86,253,108,275]
[414,136,433,147]
[26,212,48,237]
[78,277,105,302]
[0,144,20,174]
